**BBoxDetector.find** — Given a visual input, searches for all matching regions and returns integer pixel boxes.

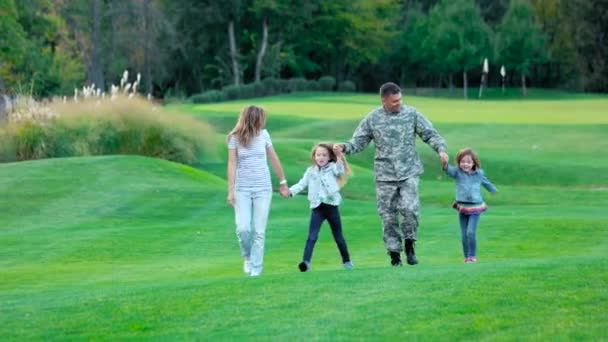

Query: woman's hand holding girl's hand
[279,184,290,198]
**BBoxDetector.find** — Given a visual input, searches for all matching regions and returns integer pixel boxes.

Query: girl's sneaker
[343,261,354,270]
[464,257,473,263]
[298,261,311,272]
[469,256,478,263]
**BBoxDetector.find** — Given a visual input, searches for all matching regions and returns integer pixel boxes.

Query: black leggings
[302,203,350,263]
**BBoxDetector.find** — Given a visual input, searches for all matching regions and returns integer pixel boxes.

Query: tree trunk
[521,72,527,96]
[478,73,487,98]
[463,70,468,100]
[143,0,152,95]
[449,73,454,94]
[88,0,105,91]
[228,21,240,86]
[254,14,268,83]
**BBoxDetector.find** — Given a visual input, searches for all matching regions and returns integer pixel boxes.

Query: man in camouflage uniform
[335,82,448,266]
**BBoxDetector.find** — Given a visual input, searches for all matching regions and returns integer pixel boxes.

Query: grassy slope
[1,92,608,340]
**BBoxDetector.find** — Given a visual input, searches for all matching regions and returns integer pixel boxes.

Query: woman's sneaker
[243,258,251,274]
[343,261,354,270]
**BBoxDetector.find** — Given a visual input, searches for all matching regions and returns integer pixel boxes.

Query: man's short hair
[379,82,401,97]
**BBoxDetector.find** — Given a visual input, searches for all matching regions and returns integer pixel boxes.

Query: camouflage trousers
[375,177,420,252]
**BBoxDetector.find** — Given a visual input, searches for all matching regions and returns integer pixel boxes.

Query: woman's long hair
[227,105,267,146]
[311,142,352,187]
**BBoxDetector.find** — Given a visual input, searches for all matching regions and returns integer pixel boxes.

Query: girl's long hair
[455,147,481,170]
[227,105,267,146]
[311,142,352,187]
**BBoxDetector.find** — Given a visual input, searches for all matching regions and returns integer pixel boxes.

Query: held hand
[227,192,235,208]
[439,151,449,168]
[279,184,290,198]
[333,144,344,154]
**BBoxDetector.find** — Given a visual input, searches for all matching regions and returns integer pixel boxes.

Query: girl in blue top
[289,143,353,272]
[444,148,497,263]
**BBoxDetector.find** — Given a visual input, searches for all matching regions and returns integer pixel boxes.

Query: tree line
[1,0,606,99]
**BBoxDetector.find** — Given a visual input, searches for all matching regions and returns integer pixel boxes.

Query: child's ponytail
[336,155,352,187]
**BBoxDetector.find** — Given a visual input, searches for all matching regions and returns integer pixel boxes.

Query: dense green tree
[3,0,606,97]
[427,0,492,98]
[397,3,432,87]
[562,0,608,92]
[496,0,548,95]
[476,0,508,27]
[297,0,395,82]
[0,0,27,93]
[9,0,84,96]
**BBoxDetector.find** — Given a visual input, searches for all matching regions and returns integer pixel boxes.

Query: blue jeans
[459,213,480,258]
[234,190,272,274]
[303,203,350,263]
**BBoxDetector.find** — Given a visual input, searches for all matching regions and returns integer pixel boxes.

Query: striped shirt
[228,129,273,191]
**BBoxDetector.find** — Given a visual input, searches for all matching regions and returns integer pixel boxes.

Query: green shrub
[305,80,321,91]
[318,76,336,91]
[338,80,356,92]
[288,78,308,92]
[262,77,280,95]
[0,97,218,165]
[240,83,256,99]
[190,90,226,103]
[223,85,241,100]
[252,82,266,97]
[278,79,290,93]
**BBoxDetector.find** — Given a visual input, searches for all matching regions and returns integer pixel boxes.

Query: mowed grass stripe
[185,92,608,124]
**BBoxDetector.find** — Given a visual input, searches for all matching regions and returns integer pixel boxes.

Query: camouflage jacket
[343,105,446,181]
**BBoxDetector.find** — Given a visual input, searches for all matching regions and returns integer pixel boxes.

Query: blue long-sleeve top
[289,161,344,208]
[444,165,497,203]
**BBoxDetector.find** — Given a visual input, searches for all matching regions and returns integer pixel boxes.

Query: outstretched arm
[267,145,289,197]
[480,170,497,193]
[342,115,373,155]
[289,168,310,197]
[444,164,458,178]
[415,111,448,167]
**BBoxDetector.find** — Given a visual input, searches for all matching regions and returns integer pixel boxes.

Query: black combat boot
[389,251,402,266]
[405,239,418,265]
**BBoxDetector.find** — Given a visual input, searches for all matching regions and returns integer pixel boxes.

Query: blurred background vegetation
[1,0,607,100]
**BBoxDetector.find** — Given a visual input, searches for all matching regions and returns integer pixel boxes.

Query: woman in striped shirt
[227,105,289,277]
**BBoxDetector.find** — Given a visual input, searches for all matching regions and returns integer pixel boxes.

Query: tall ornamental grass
[0,96,217,164]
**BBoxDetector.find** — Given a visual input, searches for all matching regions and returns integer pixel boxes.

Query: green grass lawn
[1,91,608,340]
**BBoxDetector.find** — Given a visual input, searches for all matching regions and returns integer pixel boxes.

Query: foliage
[189,90,226,104]
[318,75,336,91]
[337,80,356,92]
[2,0,607,97]
[495,0,548,77]
[0,97,217,164]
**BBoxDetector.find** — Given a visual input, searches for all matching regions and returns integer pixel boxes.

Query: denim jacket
[290,162,344,208]
[445,165,497,203]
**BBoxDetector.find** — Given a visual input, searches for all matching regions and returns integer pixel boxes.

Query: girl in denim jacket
[289,143,353,272]
[444,148,497,263]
